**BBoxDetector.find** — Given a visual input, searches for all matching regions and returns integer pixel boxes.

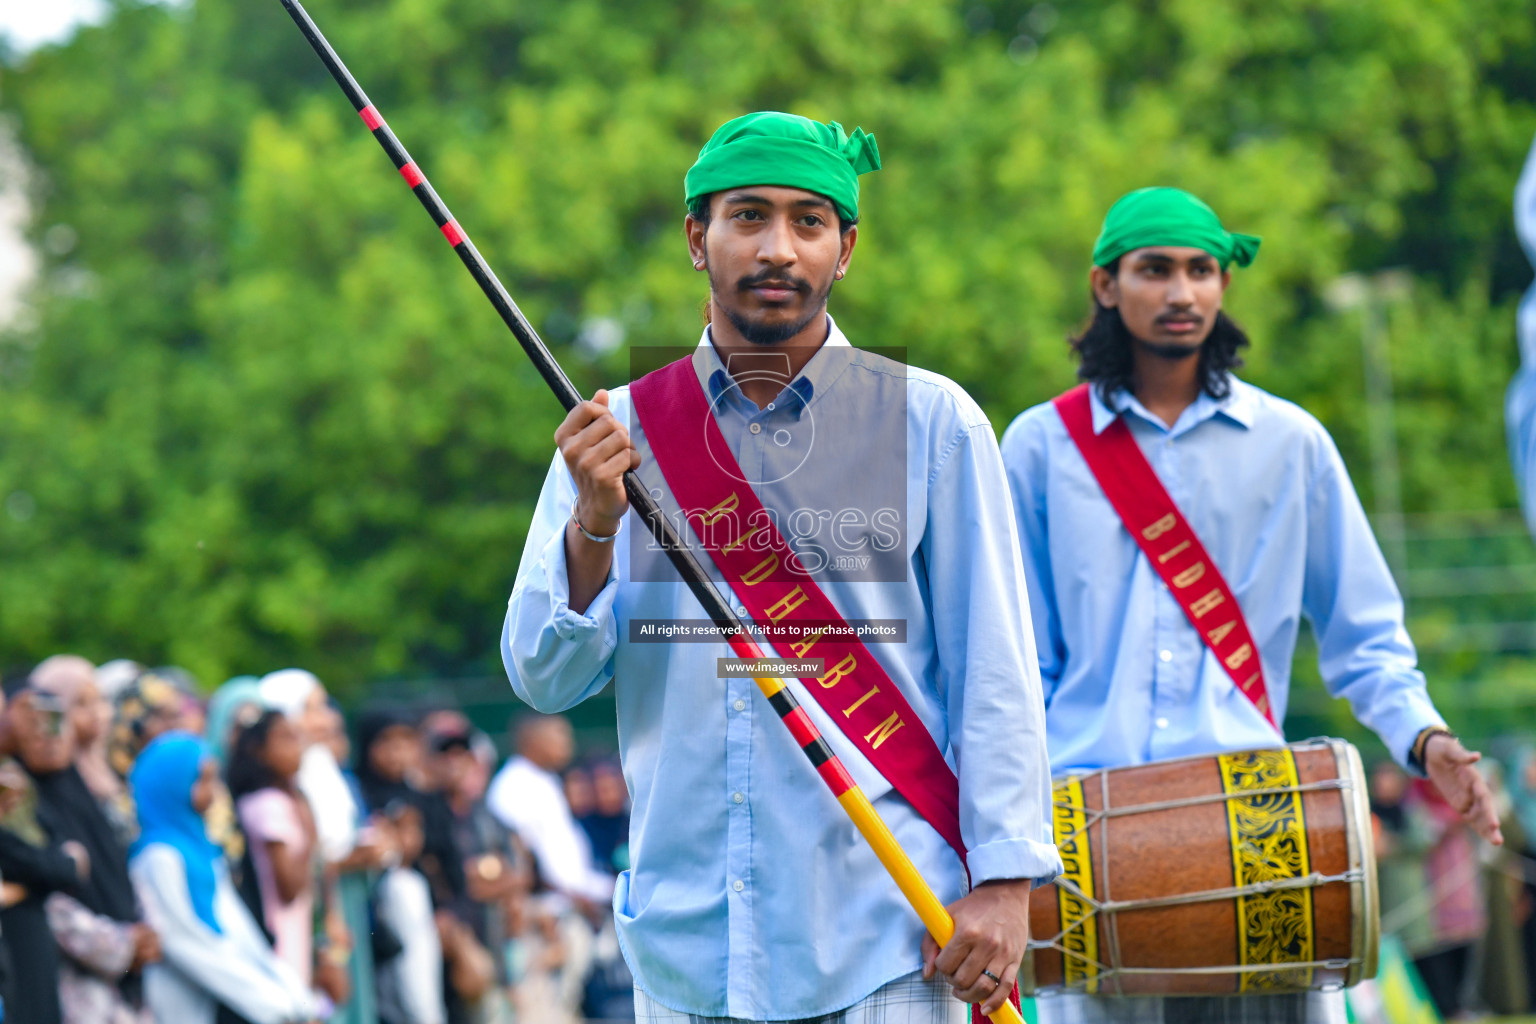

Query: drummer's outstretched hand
[1425,735,1504,845]
[921,878,1030,1014]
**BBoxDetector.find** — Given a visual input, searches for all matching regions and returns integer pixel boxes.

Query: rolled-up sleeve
[503,450,621,713]
[924,419,1061,885]
[1303,435,1443,769]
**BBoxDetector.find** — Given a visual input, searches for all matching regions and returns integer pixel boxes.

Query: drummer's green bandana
[1092,187,1260,270]
[685,111,881,224]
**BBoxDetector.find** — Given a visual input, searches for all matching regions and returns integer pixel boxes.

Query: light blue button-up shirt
[503,318,1061,1020]
[1507,134,1536,536]
[1000,378,1444,776]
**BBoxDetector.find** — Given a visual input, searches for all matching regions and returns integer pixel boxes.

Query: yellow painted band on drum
[1218,750,1316,992]
[835,789,1026,1024]
[1051,777,1100,993]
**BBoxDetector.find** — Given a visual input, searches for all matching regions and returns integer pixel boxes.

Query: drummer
[1000,187,1501,1024]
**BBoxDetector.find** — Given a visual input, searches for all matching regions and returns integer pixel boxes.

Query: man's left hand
[1424,733,1503,845]
[921,878,1030,1015]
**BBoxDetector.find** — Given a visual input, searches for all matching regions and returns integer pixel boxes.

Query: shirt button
[735,606,748,617]
[1159,649,1173,663]
[733,699,746,712]
[732,792,745,804]
[749,423,762,434]
[1155,717,1170,729]
[733,880,745,892]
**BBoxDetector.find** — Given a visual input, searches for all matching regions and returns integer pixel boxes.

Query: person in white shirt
[485,714,613,906]
[486,714,608,1017]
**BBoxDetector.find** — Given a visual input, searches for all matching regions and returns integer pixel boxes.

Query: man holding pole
[1000,187,1501,1023]
[502,112,1060,1024]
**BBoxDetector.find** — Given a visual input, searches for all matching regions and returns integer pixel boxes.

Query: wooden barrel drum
[1022,739,1379,996]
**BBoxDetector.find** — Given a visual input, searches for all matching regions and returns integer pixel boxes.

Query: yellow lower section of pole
[835,771,1027,1024]
[835,789,954,942]
[750,672,1024,1024]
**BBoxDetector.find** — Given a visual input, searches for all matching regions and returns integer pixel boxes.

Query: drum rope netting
[1029,756,1368,993]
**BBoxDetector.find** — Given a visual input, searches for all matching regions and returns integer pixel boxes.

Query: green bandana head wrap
[1092,187,1261,270]
[684,111,881,224]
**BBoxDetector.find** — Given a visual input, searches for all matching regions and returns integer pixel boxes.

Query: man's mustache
[736,271,811,294]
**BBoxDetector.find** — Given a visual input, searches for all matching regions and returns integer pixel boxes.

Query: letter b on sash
[817,654,858,689]
[1142,514,1178,541]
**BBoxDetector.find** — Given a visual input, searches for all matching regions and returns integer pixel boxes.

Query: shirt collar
[1089,375,1255,436]
[690,314,852,417]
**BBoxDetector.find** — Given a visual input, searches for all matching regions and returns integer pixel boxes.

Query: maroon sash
[1053,384,1280,732]
[630,356,967,862]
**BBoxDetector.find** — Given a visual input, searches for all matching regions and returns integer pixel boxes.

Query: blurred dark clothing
[1416,945,1471,1019]
[31,766,138,924]
[357,710,467,1024]
[30,764,144,1011]
[447,800,510,947]
[356,711,466,907]
[577,812,628,874]
[0,825,82,1024]
[1479,803,1530,1014]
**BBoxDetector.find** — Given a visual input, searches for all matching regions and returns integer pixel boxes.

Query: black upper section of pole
[276,0,745,638]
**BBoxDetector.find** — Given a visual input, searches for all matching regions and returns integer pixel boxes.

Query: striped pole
[275,5,1024,1020]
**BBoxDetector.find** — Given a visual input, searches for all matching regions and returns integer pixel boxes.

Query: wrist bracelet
[1410,726,1456,772]
[571,508,619,543]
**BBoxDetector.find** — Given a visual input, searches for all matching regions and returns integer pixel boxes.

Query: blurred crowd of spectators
[0,656,633,1024]
[1370,748,1536,1018]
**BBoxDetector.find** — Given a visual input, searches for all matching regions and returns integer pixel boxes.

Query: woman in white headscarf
[258,670,360,864]
[258,669,387,1024]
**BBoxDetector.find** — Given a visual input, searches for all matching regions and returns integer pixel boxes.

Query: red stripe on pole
[400,162,425,188]
[728,632,764,660]
[782,707,819,748]
[358,105,385,130]
[441,220,466,246]
[816,757,856,796]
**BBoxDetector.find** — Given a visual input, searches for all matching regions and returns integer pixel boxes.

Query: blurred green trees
[1,0,1534,699]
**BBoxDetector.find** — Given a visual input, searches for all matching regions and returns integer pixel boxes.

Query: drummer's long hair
[1070,262,1250,402]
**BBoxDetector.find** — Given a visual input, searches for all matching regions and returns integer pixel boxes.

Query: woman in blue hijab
[127,733,317,1024]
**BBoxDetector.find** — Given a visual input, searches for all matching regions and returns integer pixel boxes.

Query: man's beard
[708,262,835,346]
[1134,336,1203,361]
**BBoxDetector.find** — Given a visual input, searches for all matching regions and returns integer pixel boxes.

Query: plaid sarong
[1032,992,1347,1024]
[634,971,966,1024]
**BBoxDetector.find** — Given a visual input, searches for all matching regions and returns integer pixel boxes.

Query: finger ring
[981,970,1002,986]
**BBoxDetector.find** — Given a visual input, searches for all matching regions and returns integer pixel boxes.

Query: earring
[835,270,845,280]
[694,259,705,270]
